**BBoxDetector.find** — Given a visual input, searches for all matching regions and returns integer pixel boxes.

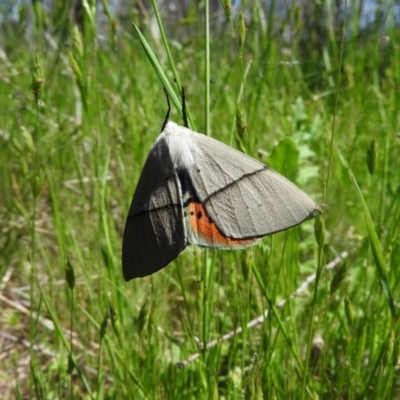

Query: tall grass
[0,1,399,398]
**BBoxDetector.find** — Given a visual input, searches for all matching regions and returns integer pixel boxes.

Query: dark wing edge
[122,205,186,280]
[122,139,187,280]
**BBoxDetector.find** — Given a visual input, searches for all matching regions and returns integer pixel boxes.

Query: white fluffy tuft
[161,121,197,170]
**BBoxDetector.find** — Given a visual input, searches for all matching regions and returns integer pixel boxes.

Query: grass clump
[0,1,399,399]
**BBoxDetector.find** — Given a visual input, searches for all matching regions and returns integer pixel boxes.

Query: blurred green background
[0,0,399,398]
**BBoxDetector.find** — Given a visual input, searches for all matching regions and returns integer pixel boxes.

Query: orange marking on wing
[188,201,257,247]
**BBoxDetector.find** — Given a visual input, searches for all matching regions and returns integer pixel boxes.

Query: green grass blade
[144,0,196,128]
[203,0,210,136]
[132,22,195,129]
[37,280,94,397]
[350,174,397,319]
[252,264,311,394]
[132,24,180,107]
[149,0,181,89]
[79,305,146,394]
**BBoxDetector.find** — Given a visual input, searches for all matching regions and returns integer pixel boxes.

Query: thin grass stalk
[325,0,348,195]
[69,286,74,397]
[301,245,325,399]
[97,310,108,400]
[370,72,388,230]
[29,51,43,399]
[251,264,308,380]
[224,4,251,151]
[65,258,76,397]
[204,0,210,136]
[351,175,396,319]
[236,10,251,150]
[149,0,181,90]
[229,60,252,148]
[37,281,94,397]
[360,328,397,398]
[132,23,179,107]
[79,306,145,393]
[301,4,349,393]
[147,0,196,128]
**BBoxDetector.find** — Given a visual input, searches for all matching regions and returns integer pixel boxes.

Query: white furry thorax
[159,121,197,170]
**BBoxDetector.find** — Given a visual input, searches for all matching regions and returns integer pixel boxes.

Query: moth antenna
[161,87,171,131]
[181,87,188,128]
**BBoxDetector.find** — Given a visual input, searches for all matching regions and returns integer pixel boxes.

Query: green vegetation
[1,1,399,398]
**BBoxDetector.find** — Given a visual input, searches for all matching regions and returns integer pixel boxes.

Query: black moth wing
[122,137,186,280]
